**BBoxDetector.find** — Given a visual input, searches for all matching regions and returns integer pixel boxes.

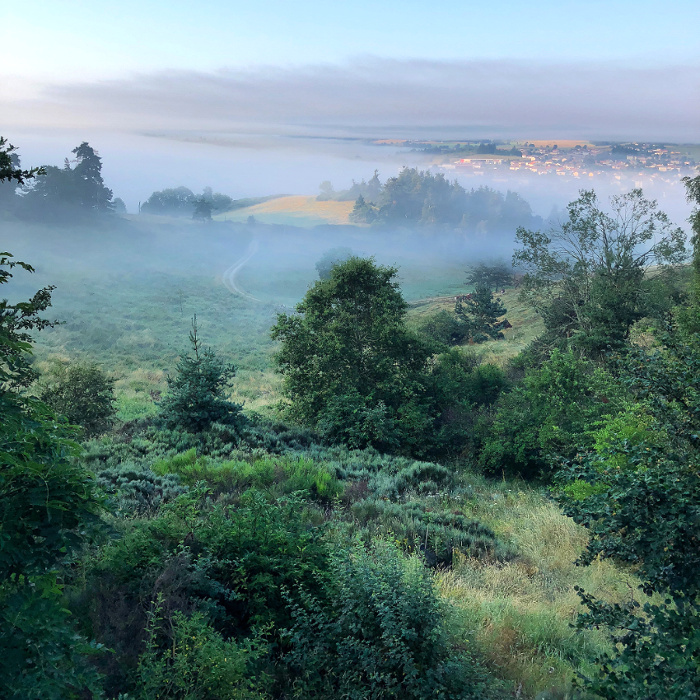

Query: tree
[455,285,508,342]
[19,141,114,219]
[159,316,242,432]
[0,139,45,214]
[317,180,335,200]
[192,196,213,221]
[349,194,378,224]
[39,360,116,438]
[513,189,686,356]
[271,257,432,451]
[70,142,113,211]
[679,171,700,330]
[465,261,513,291]
[555,327,700,697]
[315,247,353,280]
[0,137,44,185]
[140,186,195,216]
[0,259,103,697]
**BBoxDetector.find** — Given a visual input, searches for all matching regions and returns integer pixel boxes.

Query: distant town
[380,139,699,186]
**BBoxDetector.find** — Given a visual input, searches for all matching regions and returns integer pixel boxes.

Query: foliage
[284,540,502,699]
[141,186,196,216]
[571,591,700,700]
[417,309,469,347]
[192,196,213,221]
[679,171,700,331]
[514,189,687,356]
[272,257,433,452]
[0,252,57,389]
[555,325,700,696]
[465,260,513,290]
[39,360,117,437]
[0,243,103,697]
[478,349,623,479]
[81,488,331,695]
[0,136,44,185]
[426,351,507,455]
[455,284,508,342]
[20,141,114,219]
[140,186,234,217]
[159,316,243,432]
[135,603,268,700]
[349,194,379,223]
[315,246,353,279]
[323,168,541,231]
[319,170,383,202]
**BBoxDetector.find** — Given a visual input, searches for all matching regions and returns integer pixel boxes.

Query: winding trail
[222,238,262,302]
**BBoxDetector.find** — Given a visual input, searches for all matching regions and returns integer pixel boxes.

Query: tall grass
[436,477,640,696]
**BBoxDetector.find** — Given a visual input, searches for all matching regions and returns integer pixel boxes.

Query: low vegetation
[2,137,700,699]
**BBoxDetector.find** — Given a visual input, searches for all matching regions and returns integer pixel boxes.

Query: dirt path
[222,238,262,302]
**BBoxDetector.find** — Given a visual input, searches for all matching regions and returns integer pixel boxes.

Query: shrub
[135,603,268,700]
[349,500,514,567]
[38,360,116,437]
[417,309,469,347]
[284,540,501,699]
[478,349,623,479]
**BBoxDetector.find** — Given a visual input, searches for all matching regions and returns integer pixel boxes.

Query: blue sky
[4,0,699,81]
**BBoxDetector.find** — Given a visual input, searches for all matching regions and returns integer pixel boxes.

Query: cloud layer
[5,58,699,141]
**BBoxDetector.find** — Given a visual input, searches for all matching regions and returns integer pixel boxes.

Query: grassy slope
[435,472,640,696]
[4,217,640,696]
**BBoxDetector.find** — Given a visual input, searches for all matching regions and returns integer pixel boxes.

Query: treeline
[0,141,123,221]
[0,139,241,223]
[320,168,543,232]
[413,141,521,156]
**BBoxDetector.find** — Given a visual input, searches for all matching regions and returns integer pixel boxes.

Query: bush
[135,604,268,700]
[39,360,116,437]
[78,489,332,695]
[284,540,501,699]
[349,500,514,567]
[417,309,469,347]
[478,349,623,479]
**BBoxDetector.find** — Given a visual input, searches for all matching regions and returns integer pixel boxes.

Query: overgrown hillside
[3,142,700,700]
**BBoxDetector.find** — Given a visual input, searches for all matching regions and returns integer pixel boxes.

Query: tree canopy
[513,189,686,356]
[271,257,433,451]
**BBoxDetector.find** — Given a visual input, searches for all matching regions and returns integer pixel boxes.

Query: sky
[2,1,699,205]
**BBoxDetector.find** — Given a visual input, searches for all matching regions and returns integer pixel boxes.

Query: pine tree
[159,316,242,432]
[455,284,508,342]
[71,142,113,211]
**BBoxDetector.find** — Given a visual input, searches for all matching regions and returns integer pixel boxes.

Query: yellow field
[217,196,355,226]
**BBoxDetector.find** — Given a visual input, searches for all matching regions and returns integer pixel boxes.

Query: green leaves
[159,316,242,433]
[272,257,432,452]
[513,188,687,356]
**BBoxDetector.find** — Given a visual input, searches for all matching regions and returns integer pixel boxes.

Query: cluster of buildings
[441,143,697,185]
